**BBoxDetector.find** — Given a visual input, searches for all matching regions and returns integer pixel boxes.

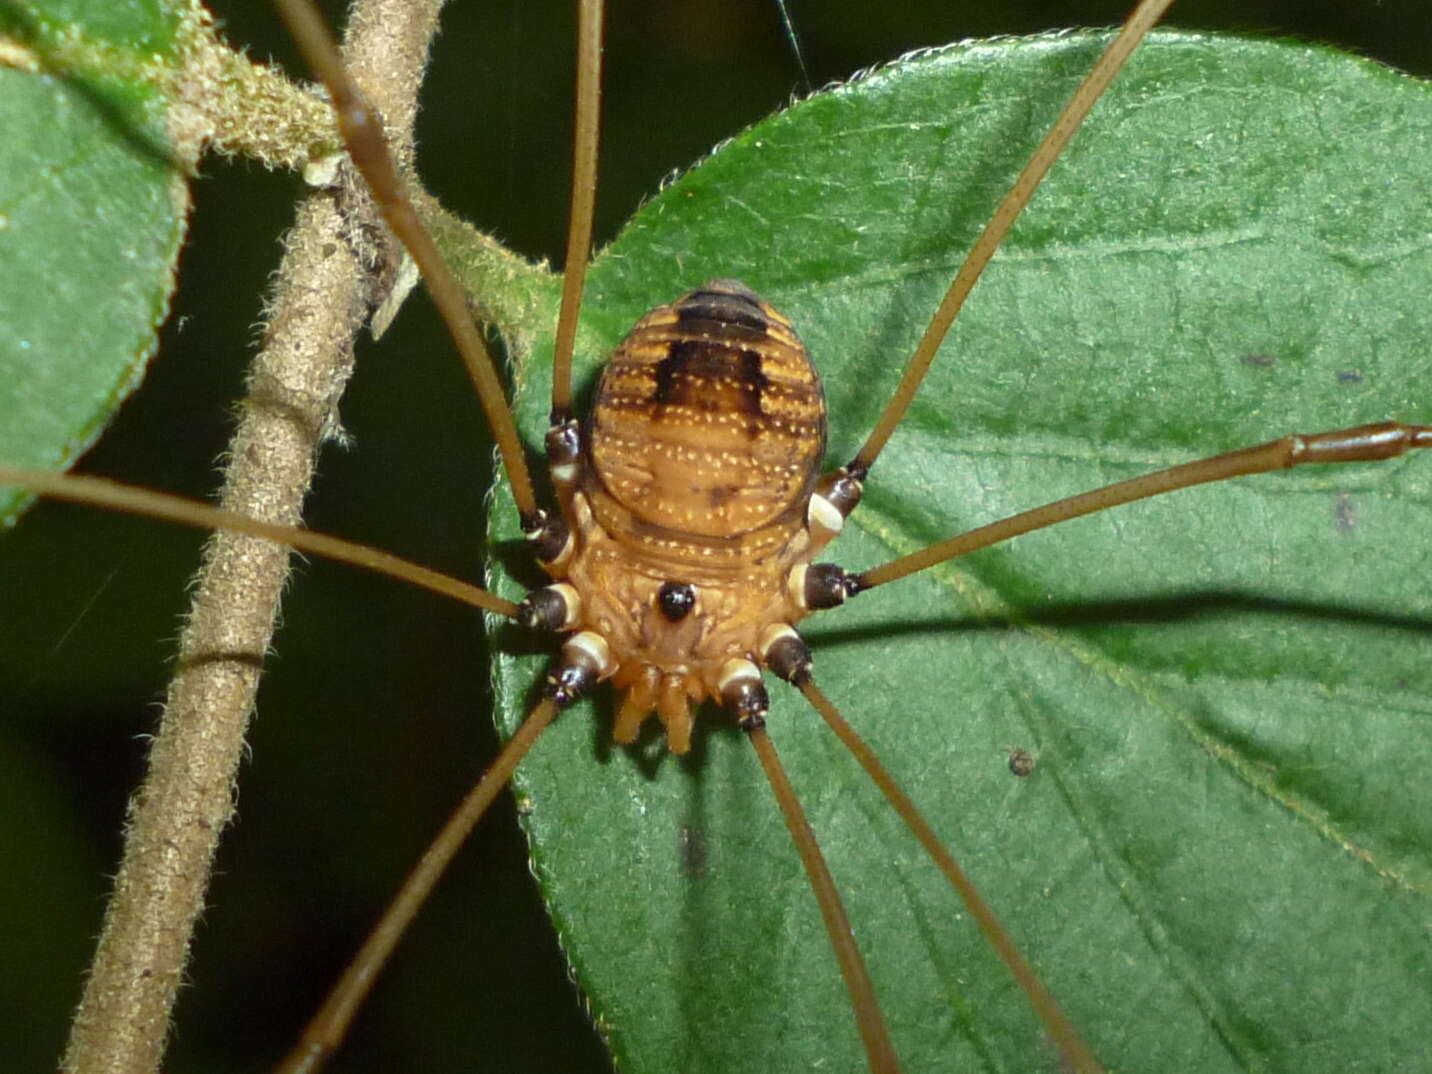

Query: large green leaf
[0,0,188,525]
[0,2,188,1070]
[491,31,1432,1074]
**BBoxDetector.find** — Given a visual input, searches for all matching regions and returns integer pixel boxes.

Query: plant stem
[58,2,446,1071]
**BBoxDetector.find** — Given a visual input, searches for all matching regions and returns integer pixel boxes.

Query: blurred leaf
[0,0,188,525]
[491,32,1432,1074]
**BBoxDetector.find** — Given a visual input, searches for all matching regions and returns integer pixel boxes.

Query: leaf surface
[0,0,187,525]
[490,32,1432,1074]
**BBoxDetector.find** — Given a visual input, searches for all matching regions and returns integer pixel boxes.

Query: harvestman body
[526,278,851,752]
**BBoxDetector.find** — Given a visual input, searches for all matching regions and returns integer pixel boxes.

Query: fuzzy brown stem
[58,2,446,1072]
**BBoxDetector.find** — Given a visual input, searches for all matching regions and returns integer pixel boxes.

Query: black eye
[656,581,697,622]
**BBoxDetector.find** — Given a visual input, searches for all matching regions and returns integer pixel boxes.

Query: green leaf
[0,0,188,526]
[491,32,1432,1074]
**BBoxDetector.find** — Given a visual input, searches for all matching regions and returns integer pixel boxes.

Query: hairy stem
[59,2,446,1071]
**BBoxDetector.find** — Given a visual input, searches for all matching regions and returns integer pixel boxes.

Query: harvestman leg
[276,0,912,1069]
[269,1,1206,1067]
[754,0,1429,1070]
[737,2,1186,1070]
[39,4,529,1073]
[257,1,602,1069]
[772,426,1430,1073]
[17,2,597,1072]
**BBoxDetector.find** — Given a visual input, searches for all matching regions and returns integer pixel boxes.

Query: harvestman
[4,0,1429,1071]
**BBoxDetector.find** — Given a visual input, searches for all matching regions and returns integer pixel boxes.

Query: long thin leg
[272,0,540,521]
[275,697,561,1074]
[859,422,1432,590]
[853,0,1176,474]
[0,466,518,617]
[549,0,604,420]
[797,677,1101,1074]
[746,724,902,1074]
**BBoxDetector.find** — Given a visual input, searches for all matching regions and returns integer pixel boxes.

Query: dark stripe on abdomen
[652,340,769,421]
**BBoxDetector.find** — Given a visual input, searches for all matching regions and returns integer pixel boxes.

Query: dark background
[3,2,1427,1072]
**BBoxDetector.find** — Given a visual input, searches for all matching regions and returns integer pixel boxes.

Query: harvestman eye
[656,581,697,622]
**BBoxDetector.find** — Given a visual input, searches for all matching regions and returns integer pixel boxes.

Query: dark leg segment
[272,0,539,520]
[549,0,604,421]
[744,721,903,1074]
[860,422,1432,591]
[853,0,1177,473]
[0,466,518,617]
[797,677,1102,1074]
[275,697,560,1074]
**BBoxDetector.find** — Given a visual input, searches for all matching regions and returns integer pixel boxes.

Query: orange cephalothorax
[522,279,863,753]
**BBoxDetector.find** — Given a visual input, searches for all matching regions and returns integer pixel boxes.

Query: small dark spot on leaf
[1006,747,1035,778]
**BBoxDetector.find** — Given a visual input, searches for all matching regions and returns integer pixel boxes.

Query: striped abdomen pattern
[589,280,826,539]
